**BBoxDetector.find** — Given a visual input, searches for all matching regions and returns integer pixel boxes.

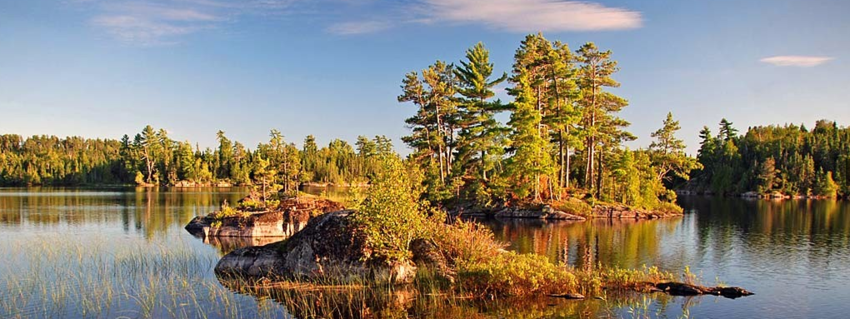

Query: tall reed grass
[0,233,289,319]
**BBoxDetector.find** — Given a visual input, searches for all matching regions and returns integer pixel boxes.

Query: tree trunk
[436,100,446,183]
[596,150,604,199]
[482,150,487,181]
[565,126,571,189]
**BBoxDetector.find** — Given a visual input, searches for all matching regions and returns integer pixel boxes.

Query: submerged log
[548,293,585,300]
[642,282,754,299]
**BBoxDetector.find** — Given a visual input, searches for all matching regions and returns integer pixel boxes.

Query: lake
[1,188,848,318]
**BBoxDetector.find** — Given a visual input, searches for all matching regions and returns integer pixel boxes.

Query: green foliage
[453,42,509,204]
[649,113,702,187]
[428,218,507,267]
[552,198,592,216]
[457,251,576,296]
[814,169,839,198]
[692,119,850,197]
[0,127,393,188]
[587,265,676,292]
[506,58,554,201]
[575,42,633,198]
[211,202,250,222]
[352,155,430,264]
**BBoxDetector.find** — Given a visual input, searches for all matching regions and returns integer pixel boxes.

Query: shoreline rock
[185,196,345,241]
[173,180,233,188]
[589,204,682,220]
[450,203,681,221]
[301,182,370,188]
[215,211,418,284]
[492,205,587,221]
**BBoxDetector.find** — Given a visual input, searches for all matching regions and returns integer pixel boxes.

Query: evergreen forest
[2,34,846,208]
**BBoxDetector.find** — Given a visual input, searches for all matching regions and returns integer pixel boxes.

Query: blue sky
[1,0,848,154]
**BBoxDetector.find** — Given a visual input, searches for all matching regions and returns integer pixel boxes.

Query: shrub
[352,155,430,264]
[552,198,592,216]
[428,218,506,267]
[237,198,264,211]
[653,201,683,214]
[211,203,251,221]
[457,251,576,297]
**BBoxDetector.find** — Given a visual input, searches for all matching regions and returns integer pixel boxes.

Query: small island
[200,155,751,303]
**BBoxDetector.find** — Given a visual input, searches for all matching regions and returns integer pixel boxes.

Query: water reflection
[2,189,850,318]
[219,278,695,319]
[0,187,246,240]
[480,217,685,270]
[200,235,284,254]
[479,197,850,318]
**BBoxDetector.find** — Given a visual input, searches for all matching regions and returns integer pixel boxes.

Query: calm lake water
[1,188,848,318]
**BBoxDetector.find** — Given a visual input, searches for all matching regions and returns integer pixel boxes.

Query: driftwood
[639,281,754,299]
[548,293,585,300]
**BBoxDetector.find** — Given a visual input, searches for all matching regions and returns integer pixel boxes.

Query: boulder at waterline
[215,210,418,284]
[185,196,345,240]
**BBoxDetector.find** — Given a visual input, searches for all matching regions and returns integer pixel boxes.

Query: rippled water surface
[1,188,849,318]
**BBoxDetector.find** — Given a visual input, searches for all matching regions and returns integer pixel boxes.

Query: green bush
[237,198,264,211]
[353,155,430,264]
[553,198,592,216]
[429,218,506,267]
[457,251,576,297]
[653,201,683,214]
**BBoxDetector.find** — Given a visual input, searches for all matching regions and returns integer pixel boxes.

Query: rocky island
[194,155,748,304]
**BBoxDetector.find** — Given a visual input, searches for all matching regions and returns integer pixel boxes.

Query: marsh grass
[0,233,698,319]
[0,234,290,319]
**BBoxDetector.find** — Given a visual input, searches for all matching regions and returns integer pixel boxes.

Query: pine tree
[650,112,701,184]
[216,130,233,181]
[814,168,838,198]
[139,125,159,184]
[453,42,508,190]
[719,118,738,142]
[507,62,553,201]
[575,42,630,198]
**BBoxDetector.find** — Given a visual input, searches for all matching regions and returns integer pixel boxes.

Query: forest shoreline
[676,190,848,200]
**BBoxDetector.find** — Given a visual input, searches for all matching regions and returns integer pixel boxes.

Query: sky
[1,0,848,155]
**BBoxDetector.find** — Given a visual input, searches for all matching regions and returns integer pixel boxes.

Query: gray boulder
[215,210,417,284]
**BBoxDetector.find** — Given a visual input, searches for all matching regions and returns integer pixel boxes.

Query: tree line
[3,33,844,208]
[0,127,394,190]
[690,119,849,197]
[398,34,699,210]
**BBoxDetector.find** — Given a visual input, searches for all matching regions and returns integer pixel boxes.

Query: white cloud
[92,15,206,45]
[327,21,390,35]
[422,0,642,32]
[86,0,299,45]
[760,56,834,67]
[83,0,642,42]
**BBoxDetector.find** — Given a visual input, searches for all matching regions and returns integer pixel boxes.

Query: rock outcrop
[451,204,586,221]
[589,204,682,219]
[185,196,345,241]
[215,211,418,284]
[451,201,682,221]
[492,205,586,221]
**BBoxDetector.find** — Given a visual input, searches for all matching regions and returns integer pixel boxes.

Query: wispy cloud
[82,0,642,42]
[327,21,389,35]
[85,0,298,45]
[760,56,834,67]
[91,15,206,45]
[421,0,642,32]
